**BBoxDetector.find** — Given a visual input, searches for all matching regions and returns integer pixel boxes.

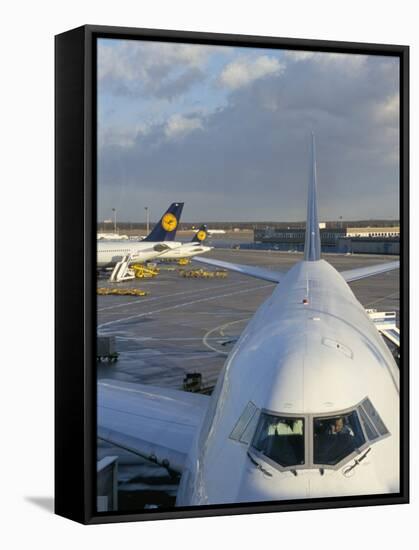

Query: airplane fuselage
[177,259,399,505]
[97,240,182,268]
[157,243,213,260]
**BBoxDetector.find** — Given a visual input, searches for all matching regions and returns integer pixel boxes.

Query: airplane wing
[98,380,209,474]
[191,256,283,283]
[379,327,400,347]
[340,260,399,283]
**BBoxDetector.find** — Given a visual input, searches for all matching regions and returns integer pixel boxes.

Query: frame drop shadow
[25,496,54,514]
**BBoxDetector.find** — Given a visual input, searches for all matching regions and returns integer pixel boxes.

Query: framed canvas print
[55,25,409,524]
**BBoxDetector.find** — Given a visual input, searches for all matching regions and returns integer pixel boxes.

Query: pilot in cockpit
[329,417,354,437]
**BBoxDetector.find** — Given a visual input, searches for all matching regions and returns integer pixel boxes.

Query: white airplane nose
[234,458,389,503]
[236,463,311,502]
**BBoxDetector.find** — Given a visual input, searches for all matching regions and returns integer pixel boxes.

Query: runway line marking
[203,318,251,356]
[98,283,273,329]
[97,280,250,312]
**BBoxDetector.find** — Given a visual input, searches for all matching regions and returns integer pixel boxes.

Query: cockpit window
[251,414,305,468]
[313,411,365,466]
[360,398,389,438]
[229,402,259,444]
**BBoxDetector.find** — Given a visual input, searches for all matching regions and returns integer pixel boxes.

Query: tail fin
[191,225,208,243]
[143,202,184,242]
[304,133,321,261]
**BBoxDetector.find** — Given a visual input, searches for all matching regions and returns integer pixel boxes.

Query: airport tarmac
[97,249,399,388]
[96,249,400,511]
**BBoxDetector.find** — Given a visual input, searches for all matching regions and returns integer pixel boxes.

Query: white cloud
[218,56,284,90]
[98,123,149,148]
[284,50,315,61]
[98,40,222,99]
[164,114,203,139]
[320,52,367,72]
[98,44,399,222]
[99,40,213,80]
[285,49,367,73]
[374,94,399,125]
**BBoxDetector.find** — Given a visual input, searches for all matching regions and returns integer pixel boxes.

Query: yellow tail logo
[162,213,178,232]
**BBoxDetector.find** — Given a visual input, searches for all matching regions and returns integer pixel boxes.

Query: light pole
[145,206,149,234]
[112,208,117,233]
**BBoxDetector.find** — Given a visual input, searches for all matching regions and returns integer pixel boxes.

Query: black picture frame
[55,24,409,525]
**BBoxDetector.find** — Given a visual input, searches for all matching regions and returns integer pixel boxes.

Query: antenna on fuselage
[304,133,321,261]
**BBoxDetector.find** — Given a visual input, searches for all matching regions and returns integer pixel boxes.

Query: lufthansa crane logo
[197,230,207,241]
[162,213,178,231]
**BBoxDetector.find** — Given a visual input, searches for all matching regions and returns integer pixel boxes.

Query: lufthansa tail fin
[191,225,208,243]
[143,202,184,242]
[304,133,321,261]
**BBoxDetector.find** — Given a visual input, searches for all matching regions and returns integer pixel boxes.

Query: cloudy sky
[97,38,399,223]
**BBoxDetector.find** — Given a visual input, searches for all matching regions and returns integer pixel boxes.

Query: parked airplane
[97,232,129,240]
[205,228,226,235]
[156,224,213,260]
[98,135,399,505]
[97,202,184,268]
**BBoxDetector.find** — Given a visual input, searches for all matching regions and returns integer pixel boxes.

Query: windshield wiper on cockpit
[342,447,372,477]
[247,452,273,477]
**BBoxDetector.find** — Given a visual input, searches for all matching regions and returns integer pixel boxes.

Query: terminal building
[345,227,400,238]
[254,224,400,255]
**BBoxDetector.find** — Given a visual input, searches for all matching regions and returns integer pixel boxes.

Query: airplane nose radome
[236,468,311,502]
[233,465,388,503]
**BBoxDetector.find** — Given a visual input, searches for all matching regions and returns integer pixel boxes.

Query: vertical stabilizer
[191,225,208,243]
[143,202,184,242]
[304,133,321,261]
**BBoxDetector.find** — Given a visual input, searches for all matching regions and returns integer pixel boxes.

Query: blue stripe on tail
[143,202,184,242]
[304,133,321,261]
